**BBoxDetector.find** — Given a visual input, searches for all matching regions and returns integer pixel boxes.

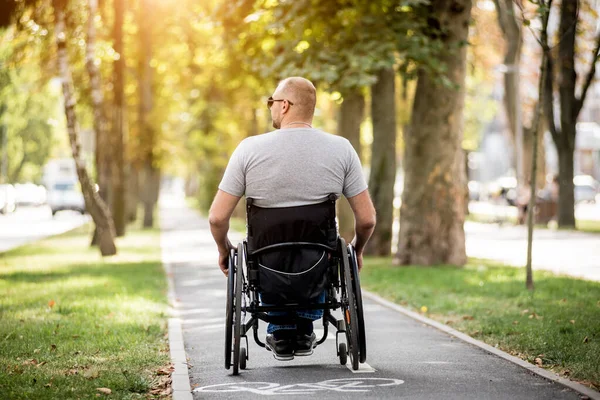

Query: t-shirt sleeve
[218,141,246,197]
[342,140,368,198]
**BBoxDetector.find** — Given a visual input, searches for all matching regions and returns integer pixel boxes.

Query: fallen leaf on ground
[560,298,567,303]
[513,321,519,325]
[96,388,111,395]
[84,369,99,379]
[521,309,530,314]
[157,366,174,375]
[45,383,52,388]
[23,359,38,366]
[462,315,474,320]
[570,320,576,324]
[72,335,80,339]
[33,348,40,354]
[583,336,589,343]
[48,300,55,308]
[36,361,47,367]
[561,369,571,376]
[50,344,57,352]
[534,358,543,367]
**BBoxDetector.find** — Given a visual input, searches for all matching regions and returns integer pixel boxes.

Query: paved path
[0,205,88,253]
[465,221,600,281]
[159,198,585,399]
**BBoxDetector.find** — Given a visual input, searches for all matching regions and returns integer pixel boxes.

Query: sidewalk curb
[163,259,193,400]
[362,290,600,400]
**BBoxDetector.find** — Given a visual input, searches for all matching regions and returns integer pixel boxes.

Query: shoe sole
[265,343,294,361]
[295,344,317,357]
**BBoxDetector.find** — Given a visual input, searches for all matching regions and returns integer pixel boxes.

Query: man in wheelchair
[209,77,376,362]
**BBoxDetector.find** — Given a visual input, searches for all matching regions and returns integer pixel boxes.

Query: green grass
[0,224,169,399]
[361,257,600,389]
[576,219,600,234]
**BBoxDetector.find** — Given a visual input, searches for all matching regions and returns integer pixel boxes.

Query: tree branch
[575,30,600,117]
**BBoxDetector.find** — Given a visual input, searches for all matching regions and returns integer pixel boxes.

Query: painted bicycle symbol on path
[194,377,405,395]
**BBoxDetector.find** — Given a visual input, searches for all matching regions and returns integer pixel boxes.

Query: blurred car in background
[14,183,47,206]
[574,175,599,204]
[47,181,85,216]
[0,184,17,214]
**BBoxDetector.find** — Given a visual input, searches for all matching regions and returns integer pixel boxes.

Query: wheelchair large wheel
[232,243,245,375]
[224,248,236,370]
[348,244,367,363]
[340,238,360,370]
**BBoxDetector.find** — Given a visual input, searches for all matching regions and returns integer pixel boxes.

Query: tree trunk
[336,88,365,242]
[126,164,139,222]
[394,0,471,266]
[141,163,160,228]
[53,0,116,256]
[493,0,525,184]
[366,67,396,256]
[555,0,577,228]
[86,0,112,246]
[139,0,158,227]
[522,126,546,188]
[557,146,575,226]
[112,0,126,236]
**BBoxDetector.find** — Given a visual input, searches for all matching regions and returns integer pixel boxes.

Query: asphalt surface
[0,205,89,253]
[159,197,584,399]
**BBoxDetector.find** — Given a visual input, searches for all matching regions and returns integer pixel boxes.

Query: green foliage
[0,26,60,183]
[217,0,445,94]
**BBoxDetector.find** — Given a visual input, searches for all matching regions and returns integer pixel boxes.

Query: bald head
[273,77,317,120]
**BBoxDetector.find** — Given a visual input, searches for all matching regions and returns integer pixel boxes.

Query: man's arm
[346,189,376,270]
[208,190,242,275]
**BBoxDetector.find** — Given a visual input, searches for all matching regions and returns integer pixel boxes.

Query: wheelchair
[224,194,366,375]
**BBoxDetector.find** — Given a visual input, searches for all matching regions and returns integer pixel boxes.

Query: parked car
[0,184,17,214]
[47,181,85,216]
[14,183,47,206]
[574,175,599,204]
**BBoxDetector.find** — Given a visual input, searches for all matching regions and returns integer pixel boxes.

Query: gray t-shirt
[218,128,367,208]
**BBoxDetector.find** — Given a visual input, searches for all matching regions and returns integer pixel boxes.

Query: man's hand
[355,251,364,272]
[218,242,235,277]
[351,237,364,272]
[347,190,376,274]
[209,190,241,277]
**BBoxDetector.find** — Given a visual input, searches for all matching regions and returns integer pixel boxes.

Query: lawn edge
[362,289,600,400]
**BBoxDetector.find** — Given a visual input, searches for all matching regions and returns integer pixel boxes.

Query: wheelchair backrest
[245,195,338,304]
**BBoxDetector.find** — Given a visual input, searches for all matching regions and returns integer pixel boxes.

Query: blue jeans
[262,291,326,334]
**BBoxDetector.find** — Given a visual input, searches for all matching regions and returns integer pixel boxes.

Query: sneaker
[294,332,317,356]
[265,334,294,361]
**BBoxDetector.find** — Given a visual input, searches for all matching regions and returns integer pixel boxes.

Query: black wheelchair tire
[224,248,236,370]
[340,238,360,370]
[232,243,244,375]
[338,342,347,366]
[348,244,367,363]
[240,347,247,370]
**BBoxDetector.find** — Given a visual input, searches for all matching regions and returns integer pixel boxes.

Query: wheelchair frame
[224,197,366,375]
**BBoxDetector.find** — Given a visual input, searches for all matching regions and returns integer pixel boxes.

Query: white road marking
[346,361,376,373]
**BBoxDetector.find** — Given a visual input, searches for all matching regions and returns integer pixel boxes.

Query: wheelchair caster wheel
[338,342,347,365]
[240,347,247,370]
